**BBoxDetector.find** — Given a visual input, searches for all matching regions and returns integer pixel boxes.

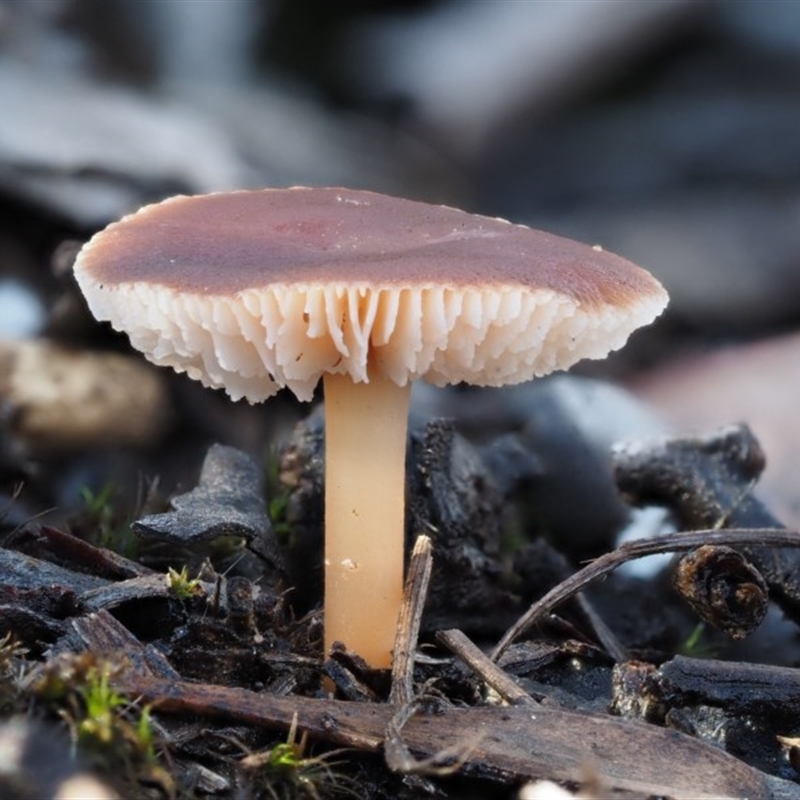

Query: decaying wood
[115,670,786,800]
[383,697,482,779]
[492,527,800,660]
[68,608,180,680]
[6,524,153,580]
[613,424,800,622]
[658,654,800,717]
[63,609,790,798]
[280,413,525,635]
[4,422,800,797]
[0,545,109,595]
[80,574,172,613]
[133,444,285,578]
[671,544,769,638]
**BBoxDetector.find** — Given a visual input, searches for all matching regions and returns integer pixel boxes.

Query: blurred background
[0,0,798,527]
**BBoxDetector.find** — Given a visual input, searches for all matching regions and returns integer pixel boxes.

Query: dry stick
[384,697,483,778]
[437,628,537,706]
[575,593,628,663]
[387,535,479,782]
[491,527,800,661]
[390,534,434,706]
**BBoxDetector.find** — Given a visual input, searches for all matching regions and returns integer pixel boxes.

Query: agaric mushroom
[72,187,668,669]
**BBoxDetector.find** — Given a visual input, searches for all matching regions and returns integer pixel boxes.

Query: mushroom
[72,187,668,669]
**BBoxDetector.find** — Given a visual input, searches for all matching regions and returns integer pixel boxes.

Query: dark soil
[2,380,800,799]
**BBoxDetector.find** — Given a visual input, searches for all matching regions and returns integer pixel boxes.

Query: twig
[390,534,433,705]
[436,628,537,706]
[575,594,627,663]
[491,527,800,661]
[384,697,482,777]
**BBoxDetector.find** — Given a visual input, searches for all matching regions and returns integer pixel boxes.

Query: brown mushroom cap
[73,187,668,402]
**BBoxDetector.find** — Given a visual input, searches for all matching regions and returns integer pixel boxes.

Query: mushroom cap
[73,187,668,402]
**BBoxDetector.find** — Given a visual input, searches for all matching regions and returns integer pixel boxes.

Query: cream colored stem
[323,372,411,669]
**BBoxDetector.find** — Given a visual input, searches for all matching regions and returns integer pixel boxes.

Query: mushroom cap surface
[73,187,668,402]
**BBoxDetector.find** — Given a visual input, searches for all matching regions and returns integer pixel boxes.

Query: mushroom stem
[323,372,411,669]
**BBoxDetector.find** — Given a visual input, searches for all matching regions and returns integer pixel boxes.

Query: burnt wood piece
[613,424,800,622]
[0,547,110,647]
[69,609,181,680]
[658,654,800,718]
[407,417,522,633]
[493,527,800,659]
[80,574,173,612]
[115,671,795,800]
[615,654,800,781]
[0,546,108,595]
[4,524,153,580]
[672,544,769,638]
[133,444,285,580]
[0,605,67,645]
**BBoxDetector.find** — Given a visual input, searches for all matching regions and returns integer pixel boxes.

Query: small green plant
[167,565,203,600]
[269,492,292,539]
[265,445,293,541]
[678,622,720,658]
[136,705,157,763]
[79,482,139,557]
[680,622,705,655]
[238,713,358,800]
[80,482,116,518]
[31,654,172,794]
[77,661,127,747]
[80,482,118,548]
